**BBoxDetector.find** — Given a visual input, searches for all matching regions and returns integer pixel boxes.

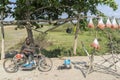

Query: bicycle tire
[3,58,18,73]
[38,57,53,72]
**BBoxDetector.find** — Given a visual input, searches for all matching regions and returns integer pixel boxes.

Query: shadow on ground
[71,61,120,79]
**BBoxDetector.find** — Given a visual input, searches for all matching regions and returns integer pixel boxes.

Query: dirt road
[0,55,120,80]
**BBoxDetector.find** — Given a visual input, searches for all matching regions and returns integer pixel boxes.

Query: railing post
[0,11,5,60]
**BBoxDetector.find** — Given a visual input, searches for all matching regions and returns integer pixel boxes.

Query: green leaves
[0,0,13,19]
[101,0,118,10]
[0,0,118,22]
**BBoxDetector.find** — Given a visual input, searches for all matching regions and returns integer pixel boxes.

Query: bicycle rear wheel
[3,58,18,73]
[38,57,53,72]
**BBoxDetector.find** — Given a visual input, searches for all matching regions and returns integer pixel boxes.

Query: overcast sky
[4,0,120,21]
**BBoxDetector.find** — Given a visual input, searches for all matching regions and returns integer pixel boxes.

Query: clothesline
[0,16,120,23]
[81,16,120,19]
[0,16,120,29]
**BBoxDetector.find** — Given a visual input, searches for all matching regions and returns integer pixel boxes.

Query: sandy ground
[0,55,120,80]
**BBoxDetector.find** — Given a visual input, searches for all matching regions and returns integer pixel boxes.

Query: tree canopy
[0,0,118,27]
[13,0,118,21]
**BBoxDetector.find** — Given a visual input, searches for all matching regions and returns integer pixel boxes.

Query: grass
[0,25,27,51]
[0,25,119,57]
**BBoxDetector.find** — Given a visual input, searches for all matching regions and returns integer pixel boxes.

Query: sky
[4,0,120,21]
[97,0,120,18]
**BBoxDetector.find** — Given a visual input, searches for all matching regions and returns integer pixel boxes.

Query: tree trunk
[73,25,79,55]
[25,26,34,44]
[1,30,5,60]
[73,15,80,55]
[25,0,34,45]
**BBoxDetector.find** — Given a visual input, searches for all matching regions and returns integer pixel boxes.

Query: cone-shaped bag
[88,18,94,28]
[111,18,118,29]
[91,38,100,49]
[106,18,112,28]
[98,18,105,30]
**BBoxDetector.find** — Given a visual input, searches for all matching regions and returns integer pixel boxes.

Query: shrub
[34,33,52,50]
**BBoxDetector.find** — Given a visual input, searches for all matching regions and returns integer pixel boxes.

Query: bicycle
[3,52,53,73]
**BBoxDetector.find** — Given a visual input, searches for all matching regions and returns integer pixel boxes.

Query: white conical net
[91,38,100,49]
[88,18,94,28]
[98,18,105,30]
[106,18,112,28]
[112,18,118,29]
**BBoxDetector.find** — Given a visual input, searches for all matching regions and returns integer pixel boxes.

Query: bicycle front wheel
[3,58,18,73]
[38,57,53,72]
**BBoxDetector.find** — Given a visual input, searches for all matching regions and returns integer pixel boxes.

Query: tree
[2,0,118,56]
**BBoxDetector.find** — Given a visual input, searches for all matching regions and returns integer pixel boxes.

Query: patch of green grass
[0,25,27,52]
[1,25,120,57]
[44,30,109,56]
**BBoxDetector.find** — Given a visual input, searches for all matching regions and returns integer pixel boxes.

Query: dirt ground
[0,55,120,80]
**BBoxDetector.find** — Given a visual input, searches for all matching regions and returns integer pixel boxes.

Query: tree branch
[30,6,51,15]
[43,17,76,33]
[44,21,68,33]
[30,5,71,15]
[8,1,16,4]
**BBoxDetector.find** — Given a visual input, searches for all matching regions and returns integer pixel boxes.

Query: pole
[0,11,5,60]
[73,14,80,55]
